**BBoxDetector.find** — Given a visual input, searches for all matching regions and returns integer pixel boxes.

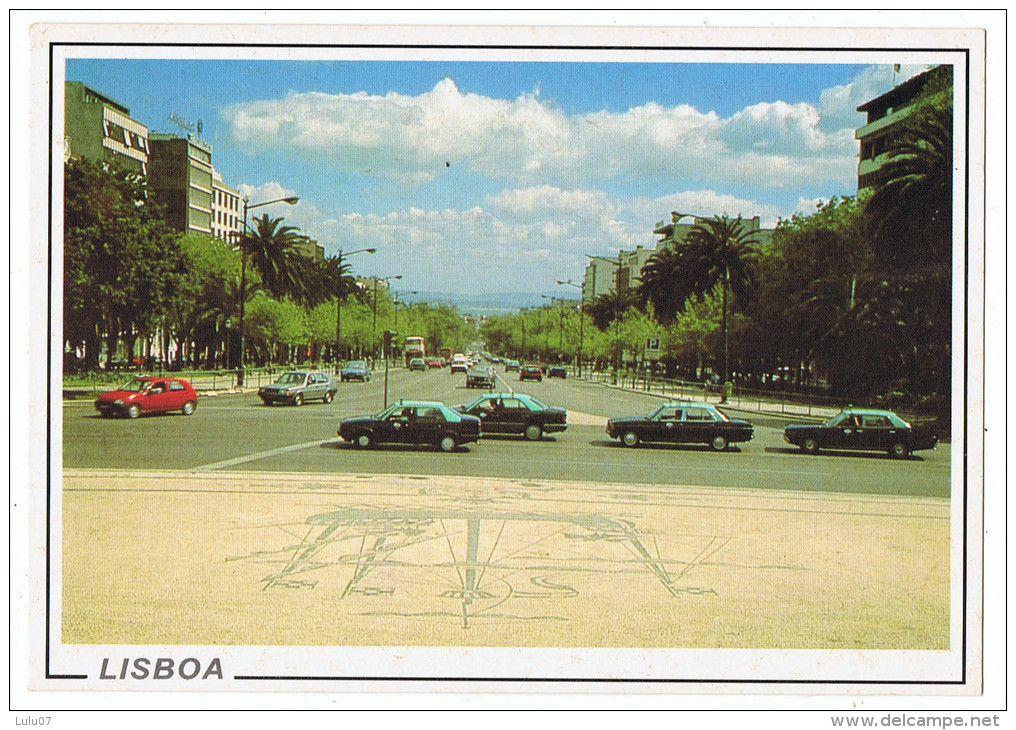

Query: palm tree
[865,97,952,269]
[640,215,759,392]
[241,214,311,301]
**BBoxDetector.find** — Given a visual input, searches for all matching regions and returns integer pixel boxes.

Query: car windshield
[274,372,306,385]
[824,412,850,428]
[118,379,150,393]
[346,361,366,370]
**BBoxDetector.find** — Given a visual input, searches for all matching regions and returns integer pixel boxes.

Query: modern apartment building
[211,170,243,243]
[581,214,773,302]
[147,133,215,236]
[64,81,149,175]
[293,237,325,261]
[581,258,619,304]
[855,66,947,191]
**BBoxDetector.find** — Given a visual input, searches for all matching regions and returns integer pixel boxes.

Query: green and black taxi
[606,400,753,451]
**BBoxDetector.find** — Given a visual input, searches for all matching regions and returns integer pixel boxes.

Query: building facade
[64,81,149,175]
[855,66,945,192]
[581,258,619,304]
[211,170,243,243]
[147,133,215,236]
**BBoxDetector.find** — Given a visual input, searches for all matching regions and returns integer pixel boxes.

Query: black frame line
[43,38,975,686]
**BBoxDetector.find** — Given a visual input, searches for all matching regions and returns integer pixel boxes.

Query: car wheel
[323,391,334,404]
[126,404,141,419]
[261,397,272,406]
[524,424,542,441]
[621,431,639,447]
[293,393,303,407]
[888,442,909,459]
[354,433,373,449]
[710,435,728,451]
[181,401,196,416]
[438,435,458,452]
[802,437,819,455]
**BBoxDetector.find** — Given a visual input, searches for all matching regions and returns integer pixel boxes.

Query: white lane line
[190,439,331,472]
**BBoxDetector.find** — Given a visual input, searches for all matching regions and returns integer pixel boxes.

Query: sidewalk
[61,468,949,651]
[577,371,839,421]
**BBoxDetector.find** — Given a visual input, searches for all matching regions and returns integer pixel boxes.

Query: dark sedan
[606,401,753,451]
[455,392,567,441]
[465,364,496,388]
[338,400,481,452]
[547,366,567,379]
[339,360,371,382]
[783,408,938,458]
[519,365,543,382]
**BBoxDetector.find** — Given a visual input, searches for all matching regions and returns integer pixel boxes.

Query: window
[169,381,185,391]
[684,408,713,422]
[861,416,890,428]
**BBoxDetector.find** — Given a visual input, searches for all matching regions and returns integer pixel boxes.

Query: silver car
[258,371,336,406]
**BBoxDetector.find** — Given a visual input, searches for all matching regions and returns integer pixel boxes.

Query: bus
[404,337,426,366]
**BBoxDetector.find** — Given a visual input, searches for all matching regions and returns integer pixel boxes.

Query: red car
[94,376,199,419]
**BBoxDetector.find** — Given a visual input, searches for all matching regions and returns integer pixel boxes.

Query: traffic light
[383,330,396,355]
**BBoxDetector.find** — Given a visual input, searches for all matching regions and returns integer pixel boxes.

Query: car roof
[392,400,448,408]
[841,407,897,417]
[656,400,712,408]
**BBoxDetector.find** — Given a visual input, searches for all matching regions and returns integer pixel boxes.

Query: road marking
[190,439,330,472]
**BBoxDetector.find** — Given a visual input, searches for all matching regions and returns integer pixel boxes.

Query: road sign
[644,337,661,361]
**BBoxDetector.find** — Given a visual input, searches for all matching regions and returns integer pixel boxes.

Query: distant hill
[406,291,573,316]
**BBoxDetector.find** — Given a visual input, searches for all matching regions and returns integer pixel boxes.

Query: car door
[412,407,444,445]
[143,380,175,413]
[681,406,714,444]
[859,414,893,451]
[497,397,529,434]
[471,397,504,434]
[651,405,683,443]
[379,407,412,444]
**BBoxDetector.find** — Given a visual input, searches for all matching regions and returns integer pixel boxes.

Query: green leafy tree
[64,157,182,370]
[640,214,759,387]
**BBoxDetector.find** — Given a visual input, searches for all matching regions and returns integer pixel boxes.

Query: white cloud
[817,64,933,133]
[222,75,868,191]
[273,181,809,293]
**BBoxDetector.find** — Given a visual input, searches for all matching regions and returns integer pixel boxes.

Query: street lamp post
[541,295,566,362]
[587,254,623,385]
[557,280,584,377]
[393,290,418,332]
[237,195,299,387]
[371,275,402,363]
[333,248,375,373]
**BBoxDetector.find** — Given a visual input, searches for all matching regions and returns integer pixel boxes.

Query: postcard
[13,13,1001,712]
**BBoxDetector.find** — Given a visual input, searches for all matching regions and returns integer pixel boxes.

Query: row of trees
[481,66,953,406]
[63,157,473,371]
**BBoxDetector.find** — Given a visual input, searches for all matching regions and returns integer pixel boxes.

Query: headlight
[114,399,123,405]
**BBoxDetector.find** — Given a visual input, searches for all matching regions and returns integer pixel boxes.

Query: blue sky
[66,58,929,295]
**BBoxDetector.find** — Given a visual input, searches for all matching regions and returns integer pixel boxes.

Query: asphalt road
[62,366,952,498]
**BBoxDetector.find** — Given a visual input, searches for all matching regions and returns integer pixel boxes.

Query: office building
[147,133,215,236]
[64,81,149,175]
